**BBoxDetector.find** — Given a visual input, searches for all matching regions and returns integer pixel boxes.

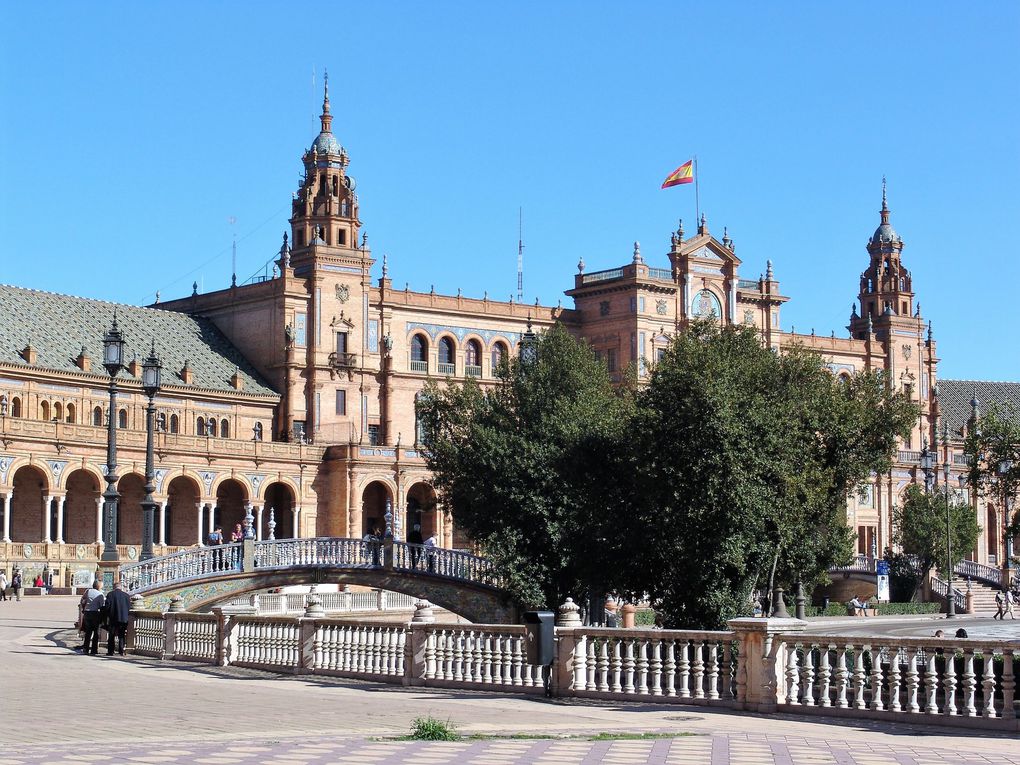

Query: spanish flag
[661,160,694,189]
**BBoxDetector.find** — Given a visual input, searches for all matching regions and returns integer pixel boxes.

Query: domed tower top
[310,72,345,157]
[869,177,902,249]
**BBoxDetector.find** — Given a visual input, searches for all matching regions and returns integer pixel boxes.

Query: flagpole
[694,155,700,225]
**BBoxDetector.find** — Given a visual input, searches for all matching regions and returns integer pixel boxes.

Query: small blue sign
[876,560,890,576]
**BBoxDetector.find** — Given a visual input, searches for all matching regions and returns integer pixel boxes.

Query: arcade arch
[263,482,295,539]
[166,475,201,547]
[406,481,438,540]
[214,478,248,538]
[64,468,101,544]
[10,465,47,542]
[361,481,392,537]
[117,473,146,545]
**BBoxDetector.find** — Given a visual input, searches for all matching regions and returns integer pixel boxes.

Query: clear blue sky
[2,3,1017,381]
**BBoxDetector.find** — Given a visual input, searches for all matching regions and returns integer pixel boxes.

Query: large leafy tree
[965,408,1020,559]
[416,324,635,609]
[627,321,917,629]
[894,483,980,580]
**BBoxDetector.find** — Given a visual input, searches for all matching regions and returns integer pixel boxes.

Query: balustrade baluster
[313,624,324,669]
[722,641,735,702]
[962,650,977,717]
[982,650,997,718]
[677,640,690,699]
[502,636,514,685]
[785,643,800,705]
[817,645,832,708]
[649,639,663,696]
[706,641,720,701]
[634,640,648,695]
[835,646,850,709]
[868,646,883,711]
[800,645,815,706]
[1002,648,1016,721]
[424,630,437,680]
[886,649,901,712]
[853,644,867,710]
[483,634,494,684]
[511,635,523,686]
[943,646,957,716]
[622,639,635,694]
[609,638,623,693]
[453,630,465,682]
[473,631,485,683]
[924,651,939,714]
[592,638,607,692]
[663,640,677,698]
[905,648,921,713]
[691,642,705,700]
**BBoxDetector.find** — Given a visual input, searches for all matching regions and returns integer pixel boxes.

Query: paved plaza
[1,597,1018,765]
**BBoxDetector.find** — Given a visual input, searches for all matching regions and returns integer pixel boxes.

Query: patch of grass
[408,716,460,741]
[590,732,694,741]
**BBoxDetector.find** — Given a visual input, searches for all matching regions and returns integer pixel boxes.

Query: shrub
[409,716,459,741]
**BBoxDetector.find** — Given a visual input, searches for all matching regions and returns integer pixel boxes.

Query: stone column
[158,501,167,546]
[94,497,103,544]
[255,505,263,541]
[43,495,53,543]
[292,506,301,539]
[196,502,204,546]
[1,493,11,543]
[56,495,65,544]
[207,503,215,536]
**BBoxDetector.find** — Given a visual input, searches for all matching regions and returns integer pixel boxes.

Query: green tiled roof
[938,378,1020,436]
[0,284,278,397]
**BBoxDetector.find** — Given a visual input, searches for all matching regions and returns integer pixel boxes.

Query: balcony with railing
[437,362,455,376]
[465,365,482,378]
[328,351,357,371]
[409,359,428,373]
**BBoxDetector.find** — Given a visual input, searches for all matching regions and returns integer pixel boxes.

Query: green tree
[628,321,917,629]
[893,483,980,581]
[415,324,634,610]
[964,408,1020,560]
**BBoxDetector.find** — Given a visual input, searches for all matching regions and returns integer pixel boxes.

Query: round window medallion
[127,546,138,560]
[22,544,34,558]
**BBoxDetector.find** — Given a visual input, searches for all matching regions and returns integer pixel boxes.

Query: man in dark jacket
[104,581,132,656]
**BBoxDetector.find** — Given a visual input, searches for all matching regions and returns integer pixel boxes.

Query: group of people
[361,524,439,571]
[76,580,132,656]
[0,570,23,601]
[994,587,1018,620]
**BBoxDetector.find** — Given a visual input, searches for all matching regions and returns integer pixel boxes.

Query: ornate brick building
[1,81,1016,587]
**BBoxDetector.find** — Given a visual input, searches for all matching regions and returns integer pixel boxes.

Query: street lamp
[100,316,126,568]
[942,422,955,619]
[520,318,538,366]
[140,344,162,562]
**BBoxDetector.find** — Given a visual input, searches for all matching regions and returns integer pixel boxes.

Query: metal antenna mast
[229,216,237,286]
[517,207,524,303]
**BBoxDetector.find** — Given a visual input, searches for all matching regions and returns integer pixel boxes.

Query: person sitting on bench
[849,596,871,616]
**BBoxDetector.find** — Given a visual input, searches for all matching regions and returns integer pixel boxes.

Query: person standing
[208,525,224,570]
[424,534,437,573]
[103,582,132,656]
[408,523,424,568]
[79,580,105,655]
[0,571,7,602]
[995,589,1008,620]
[11,570,23,602]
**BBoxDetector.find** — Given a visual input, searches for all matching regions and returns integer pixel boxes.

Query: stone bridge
[118,538,520,623]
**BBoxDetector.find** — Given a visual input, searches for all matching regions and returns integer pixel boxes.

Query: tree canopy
[893,483,979,580]
[417,320,917,628]
[964,407,1020,552]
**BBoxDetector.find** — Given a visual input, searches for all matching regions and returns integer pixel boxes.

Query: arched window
[156,412,167,432]
[41,401,50,421]
[465,339,481,376]
[65,403,75,424]
[196,416,205,436]
[208,418,218,437]
[118,409,128,429]
[253,422,264,442]
[11,397,22,418]
[410,334,429,371]
[54,403,63,421]
[92,406,103,426]
[169,414,180,434]
[220,419,230,439]
[491,342,508,371]
[438,337,456,374]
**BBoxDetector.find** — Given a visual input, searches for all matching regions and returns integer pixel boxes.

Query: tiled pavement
[2,598,1018,765]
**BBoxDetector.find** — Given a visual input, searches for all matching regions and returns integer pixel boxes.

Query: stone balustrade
[228,589,420,614]
[956,559,1002,587]
[124,607,1018,731]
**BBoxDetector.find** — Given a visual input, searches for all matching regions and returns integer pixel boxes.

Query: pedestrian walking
[11,570,23,602]
[1006,590,1018,620]
[79,581,106,655]
[0,571,7,602]
[103,582,132,656]
[995,589,1008,620]
[424,534,437,573]
[208,525,224,569]
[408,523,424,568]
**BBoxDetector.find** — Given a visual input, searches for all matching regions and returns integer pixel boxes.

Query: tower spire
[880,175,889,224]
[320,68,332,133]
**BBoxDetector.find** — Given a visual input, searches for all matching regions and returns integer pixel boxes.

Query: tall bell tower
[289,73,363,258]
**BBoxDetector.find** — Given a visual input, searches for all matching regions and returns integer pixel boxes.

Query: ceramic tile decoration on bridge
[124,596,1018,733]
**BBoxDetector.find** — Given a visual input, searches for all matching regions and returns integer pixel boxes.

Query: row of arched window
[409,334,510,377]
[39,400,77,423]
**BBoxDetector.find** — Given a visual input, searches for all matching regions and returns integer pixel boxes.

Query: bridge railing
[124,606,1018,730]
[955,559,1002,587]
[393,542,500,587]
[119,542,244,591]
[252,538,380,571]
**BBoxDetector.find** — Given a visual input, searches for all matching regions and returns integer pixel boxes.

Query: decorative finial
[866,312,873,335]
[577,256,585,274]
[361,232,368,249]
[192,281,198,296]
[382,253,389,279]
[915,302,921,318]
[927,320,933,343]
[882,175,887,211]
[766,260,774,280]
[677,218,684,238]
[632,240,643,264]
[851,302,858,317]
[154,290,160,304]
[971,390,980,414]
[698,213,707,234]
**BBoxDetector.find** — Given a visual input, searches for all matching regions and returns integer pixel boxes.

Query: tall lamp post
[140,345,162,562]
[941,422,955,618]
[100,317,126,585]
[998,459,1014,579]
